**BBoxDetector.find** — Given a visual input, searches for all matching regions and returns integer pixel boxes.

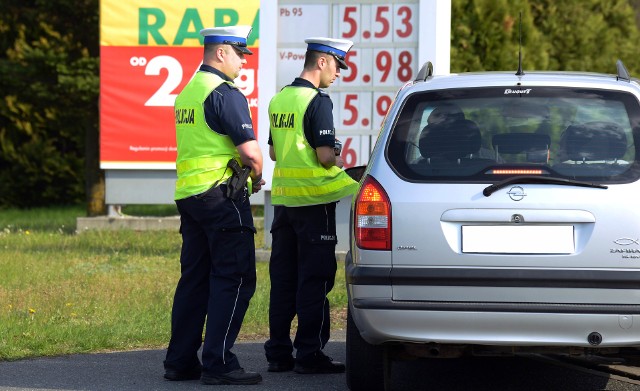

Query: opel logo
[614,238,640,246]
[507,186,526,201]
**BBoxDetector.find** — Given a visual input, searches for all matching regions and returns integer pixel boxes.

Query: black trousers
[164,185,256,375]
[264,202,338,362]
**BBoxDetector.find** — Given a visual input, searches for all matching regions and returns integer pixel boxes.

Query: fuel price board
[277,1,419,168]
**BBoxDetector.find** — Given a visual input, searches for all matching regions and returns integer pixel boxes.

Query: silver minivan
[346,61,640,390]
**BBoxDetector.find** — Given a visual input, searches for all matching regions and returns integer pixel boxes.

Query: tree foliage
[0,0,99,209]
[451,0,550,72]
[0,1,640,209]
[451,0,640,74]
[529,0,640,73]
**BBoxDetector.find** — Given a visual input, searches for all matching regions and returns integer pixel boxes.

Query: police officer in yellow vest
[264,37,359,374]
[164,25,265,386]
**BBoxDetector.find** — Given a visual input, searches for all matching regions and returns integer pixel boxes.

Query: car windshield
[386,86,640,183]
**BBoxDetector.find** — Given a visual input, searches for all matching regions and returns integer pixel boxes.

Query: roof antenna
[616,59,631,82]
[516,11,524,76]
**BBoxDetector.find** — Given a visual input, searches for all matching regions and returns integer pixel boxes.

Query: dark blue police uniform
[265,78,341,365]
[164,65,257,376]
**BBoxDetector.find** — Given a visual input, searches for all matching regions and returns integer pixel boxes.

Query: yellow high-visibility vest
[269,86,358,206]
[174,72,241,200]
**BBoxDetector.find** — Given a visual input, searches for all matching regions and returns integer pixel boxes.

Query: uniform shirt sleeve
[305,91,336,149]
[202,71,256,146]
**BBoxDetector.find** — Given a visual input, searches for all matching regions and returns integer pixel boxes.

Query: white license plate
[462,225,574,254]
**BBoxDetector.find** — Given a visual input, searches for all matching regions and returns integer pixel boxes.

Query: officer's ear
[209,44,228,62]
[317,55,327,69]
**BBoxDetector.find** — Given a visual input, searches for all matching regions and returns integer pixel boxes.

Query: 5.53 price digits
[336,4,417,43]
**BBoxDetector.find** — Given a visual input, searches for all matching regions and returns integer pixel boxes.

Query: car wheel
[346,307,389,391]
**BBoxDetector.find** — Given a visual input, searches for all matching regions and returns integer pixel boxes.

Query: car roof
[403,70,640,93]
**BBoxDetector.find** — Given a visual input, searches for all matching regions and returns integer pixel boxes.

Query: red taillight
[355,176,391,250]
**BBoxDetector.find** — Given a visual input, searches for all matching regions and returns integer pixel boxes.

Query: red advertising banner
[99,1,260,169]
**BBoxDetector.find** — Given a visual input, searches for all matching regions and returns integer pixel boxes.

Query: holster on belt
[226,158,251,201]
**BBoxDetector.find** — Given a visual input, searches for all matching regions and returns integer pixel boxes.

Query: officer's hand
[335,155,345,169]
[252,178,266,193]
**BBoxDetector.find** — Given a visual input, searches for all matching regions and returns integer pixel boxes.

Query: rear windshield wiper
[483,175,608,197]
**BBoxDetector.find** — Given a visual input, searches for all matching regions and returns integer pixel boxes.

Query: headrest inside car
[419,119,482,160]
[561,121,627,161]
[492,133,551,163]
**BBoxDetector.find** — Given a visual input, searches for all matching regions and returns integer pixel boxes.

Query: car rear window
[386,87,640,183]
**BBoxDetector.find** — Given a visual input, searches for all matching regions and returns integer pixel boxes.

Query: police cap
[304,37,353,70]
[200,25,253,55]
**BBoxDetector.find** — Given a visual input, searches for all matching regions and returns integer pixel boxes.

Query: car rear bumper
[346,251,640,348]
[349,298,640,347]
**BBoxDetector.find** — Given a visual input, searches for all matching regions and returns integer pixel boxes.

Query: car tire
[346,307,388,391]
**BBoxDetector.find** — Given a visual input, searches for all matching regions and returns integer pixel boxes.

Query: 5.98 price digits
[342,48,415,86]
[374,50,413,83]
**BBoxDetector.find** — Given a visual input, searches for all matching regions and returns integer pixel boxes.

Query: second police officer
[264,37,359,374]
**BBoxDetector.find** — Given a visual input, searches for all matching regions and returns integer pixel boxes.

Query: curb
[255,249,347,262]
[76,215,264,232]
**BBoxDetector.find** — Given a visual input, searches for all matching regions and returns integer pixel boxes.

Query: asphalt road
[3,335,640,391]
[0,338,347,391]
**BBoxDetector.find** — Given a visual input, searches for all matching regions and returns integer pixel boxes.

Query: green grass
[0,205,346,361]
[0,205,84,234]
